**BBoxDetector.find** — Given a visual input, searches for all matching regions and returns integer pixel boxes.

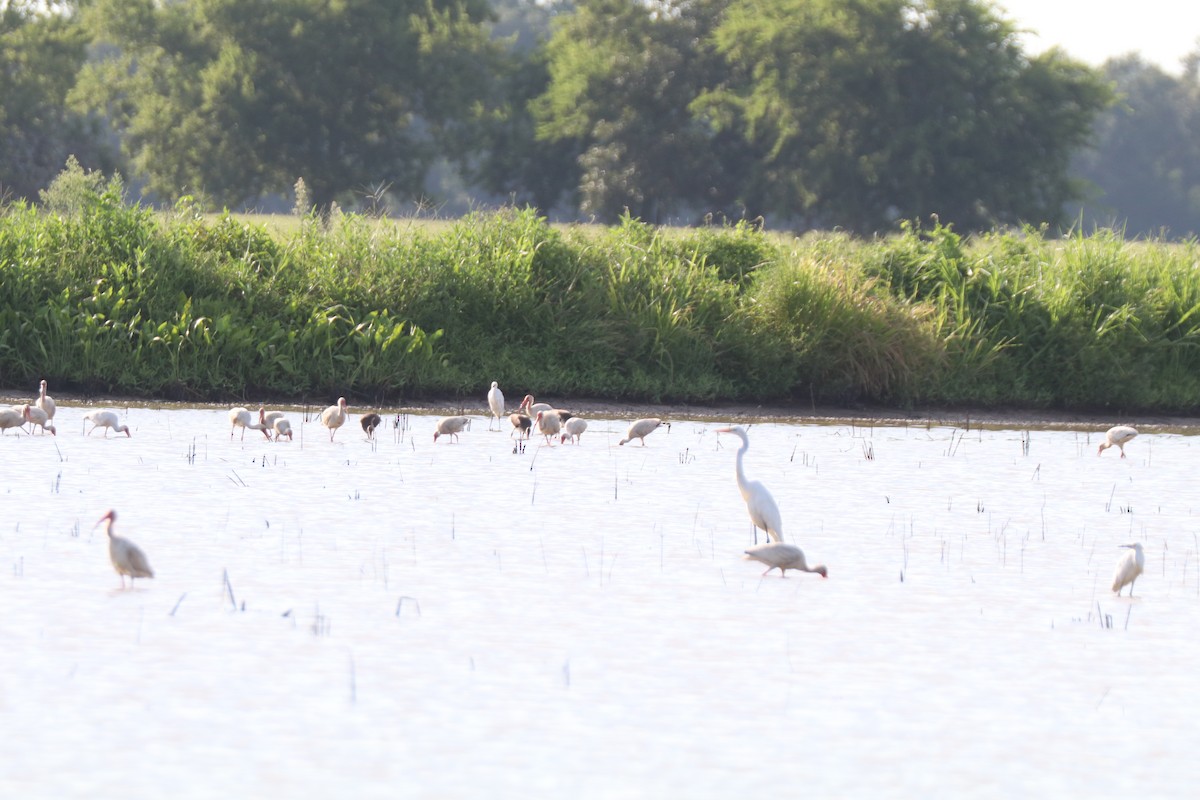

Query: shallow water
[1,404,1198,797]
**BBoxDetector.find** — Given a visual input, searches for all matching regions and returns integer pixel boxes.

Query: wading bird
[510,413,531,439]
[518,394,552,417]
[561,416,588,444]
[361,412,382,439]
[0,407,26,434]
[1112,542,1145,596]
[84,410,131,437]
[744,542,827,579]
[487,382,505,431]
[434,415,471,443]
[36,379,55,421]
[21,404,55,435]
[619,418,669,446]
[717,425,782,544]
[1098,425,1138,458]
[534,409,562,444]
[272,417,293,441]
[320,397,348,441]
[229,406,272,441]
[259,406,286,430]
[95,509,154,589]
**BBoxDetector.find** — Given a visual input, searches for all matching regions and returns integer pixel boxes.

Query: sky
[995,1,1200,74]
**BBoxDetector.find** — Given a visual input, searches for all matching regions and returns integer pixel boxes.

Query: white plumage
[1098,425,1138,458]
[487,381,505,430]
[717,425,782,544]
[744,542,827,578]
[20,404,55,435]
[1112,542,1145,596]
[36,379,56,421]
[96,509,154,589]
[618,418,669,446]
[229,406,271,440]
[434,415,471,443]
[321,397,348,441]
[84,410,131,437]
[534,410,562,443]
[560,416,588,444]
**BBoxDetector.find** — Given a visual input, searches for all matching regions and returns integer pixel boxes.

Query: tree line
[2,0,1198,236]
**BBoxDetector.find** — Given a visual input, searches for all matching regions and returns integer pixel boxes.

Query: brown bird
[509,413,532,439]
[744,542,827,579]
[361,412,382,438]
[434,415,471,443]
[320,397,349,441]
[95,509,155,589]
[619,418,669,446]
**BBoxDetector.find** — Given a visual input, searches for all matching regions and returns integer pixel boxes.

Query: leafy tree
[698,0,1112,233]
[0,0,116,202]
[1071,55,1200,237]
[72,0,498,210]
[532,0,736,223]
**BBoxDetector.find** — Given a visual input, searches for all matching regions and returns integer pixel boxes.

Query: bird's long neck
[734,437,751,495]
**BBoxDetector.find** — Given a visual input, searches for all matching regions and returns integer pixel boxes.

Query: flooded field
[2,402,1199,797]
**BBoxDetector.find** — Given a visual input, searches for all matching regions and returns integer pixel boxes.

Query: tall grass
[5,172,1200,412]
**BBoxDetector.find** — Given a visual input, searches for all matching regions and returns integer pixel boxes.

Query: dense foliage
[4,176,1200,413]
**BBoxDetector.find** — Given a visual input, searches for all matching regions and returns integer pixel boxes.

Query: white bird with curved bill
[84,410,131,437]
[36,379,56,421]
[744,542,827,579]
[95,509,154,589]
[619,417,669,446]
[560,416,588,444]
[229,406,272,440]
[0,407,26,434]
[534,409,562,444]
[259,406,286,430]
[20,404,55,435]
[1112,542,1145,596]
[717,425,782,544]
[487,382,505,430]
[272,417,293,441]
[434,415,471,443]
[518,394,552,417]
[320,397,348,441]
[1098,425,1138,457]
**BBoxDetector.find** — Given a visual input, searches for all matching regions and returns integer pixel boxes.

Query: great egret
[84,410,131,437]
[95,509,154,589]
[36,379,56,421]
[229,407,272,440]
[717,425,782,543]
[1098,425,1138,457]
[619,418,669,446]
[561,416,588,444]
[434,415,471,443]
[1112,542,1145,596]
[744,542,826,578]
[487,382,505,430]
[320,397,348,441]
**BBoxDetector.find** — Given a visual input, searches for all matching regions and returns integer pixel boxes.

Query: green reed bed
[3,176,1200,412]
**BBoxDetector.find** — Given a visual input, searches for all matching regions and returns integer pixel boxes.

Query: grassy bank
[3,180,1200,413]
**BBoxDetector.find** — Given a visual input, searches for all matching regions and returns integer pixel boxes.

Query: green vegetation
[3,174,1200,412]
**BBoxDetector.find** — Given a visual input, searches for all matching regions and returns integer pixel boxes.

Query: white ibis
[510,413,531,439]
[0,407,26,434]
[619,418,669,446]
[272,417,293,441]
[84,410,131,437]
[36,379,56,421]
[518,394,552,417]
[361,412,382,438]
[95,509,154,589]
[1112,542,1145,596]
[434,415,471,443]
[560,416,588,444]
[259,406,286,430]
[534,409,561,443]
[744,542,827,578]
[320,397,348,441]
[487,382,505,430]
[717,425,783,544]
[229,406,271,440]
[21,404,55,435]
[1098,425,1138,458]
